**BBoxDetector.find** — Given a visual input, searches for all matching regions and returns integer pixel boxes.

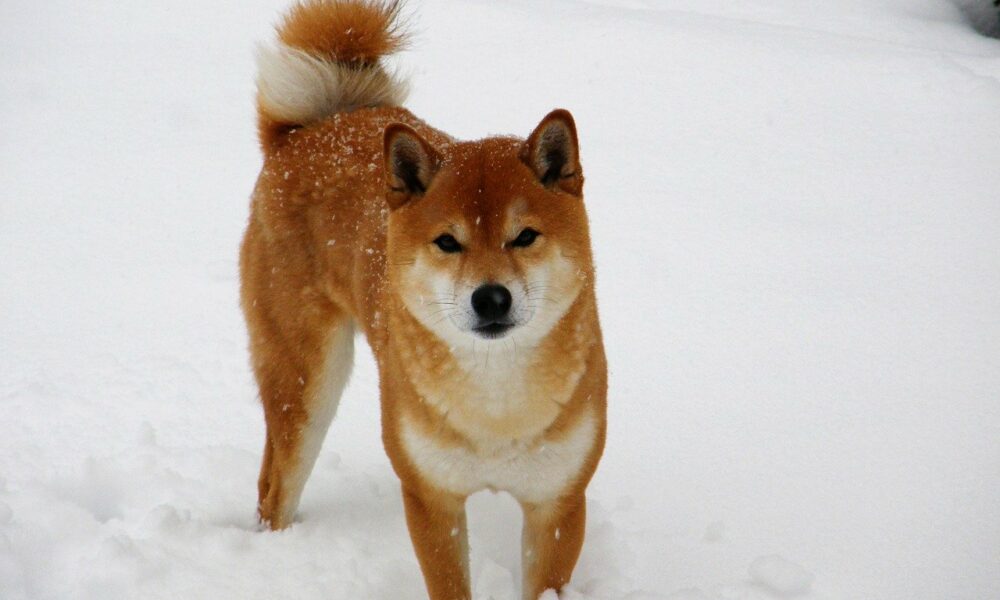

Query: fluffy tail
[255,0,409,150]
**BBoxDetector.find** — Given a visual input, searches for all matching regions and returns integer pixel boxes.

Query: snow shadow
[953,0,1000,38]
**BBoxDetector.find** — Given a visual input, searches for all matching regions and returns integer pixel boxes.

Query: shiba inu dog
[240,1,606,598]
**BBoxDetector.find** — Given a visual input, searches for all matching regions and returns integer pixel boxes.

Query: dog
[240,2,607,598]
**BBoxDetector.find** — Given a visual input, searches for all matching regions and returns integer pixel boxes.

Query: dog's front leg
[520,494,587,600]
[402,485,471,600]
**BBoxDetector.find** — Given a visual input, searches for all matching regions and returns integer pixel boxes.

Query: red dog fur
[240,2,606,598]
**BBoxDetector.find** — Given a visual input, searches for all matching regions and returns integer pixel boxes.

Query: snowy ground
[2,1,1000,598]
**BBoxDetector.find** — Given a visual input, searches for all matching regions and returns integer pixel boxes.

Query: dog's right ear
[384,124,440,210]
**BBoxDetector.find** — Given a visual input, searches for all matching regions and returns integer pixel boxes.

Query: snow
[748,555,814,596]
[2,0,999,599]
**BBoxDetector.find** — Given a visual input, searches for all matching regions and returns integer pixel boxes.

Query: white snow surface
[2,1,999,598]
[748,555,814,596]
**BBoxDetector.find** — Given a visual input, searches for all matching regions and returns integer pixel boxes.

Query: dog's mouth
[472,321,515,339]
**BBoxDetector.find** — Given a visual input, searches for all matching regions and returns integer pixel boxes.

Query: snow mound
[665,588,713,600]
[748,555,815,596]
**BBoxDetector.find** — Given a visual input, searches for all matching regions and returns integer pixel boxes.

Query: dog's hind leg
[256,317,354,529]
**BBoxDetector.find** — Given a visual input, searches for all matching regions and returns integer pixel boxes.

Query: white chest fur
[400,407,597,504]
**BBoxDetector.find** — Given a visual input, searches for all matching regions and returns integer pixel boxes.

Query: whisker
[426,309,455,320]
[430,311,456,326]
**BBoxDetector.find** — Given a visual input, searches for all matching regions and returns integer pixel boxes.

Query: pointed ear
[384,123,441,210]
[522,109,582,196]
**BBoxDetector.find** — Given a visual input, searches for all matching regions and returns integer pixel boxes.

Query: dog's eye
[509,228,540,248]
[433,234,462,253]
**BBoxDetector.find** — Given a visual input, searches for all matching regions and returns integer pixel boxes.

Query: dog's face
[384,110,592,351]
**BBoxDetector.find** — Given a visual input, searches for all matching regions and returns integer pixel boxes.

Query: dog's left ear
[522,109,582,196]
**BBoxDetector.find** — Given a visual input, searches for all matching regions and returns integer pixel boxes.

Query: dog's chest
[400,406,596,503]
[396,332,594,502]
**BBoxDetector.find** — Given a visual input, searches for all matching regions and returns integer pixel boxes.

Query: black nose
[471,284,512,322]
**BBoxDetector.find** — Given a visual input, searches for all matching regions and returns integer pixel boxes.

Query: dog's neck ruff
[389,299,594,444]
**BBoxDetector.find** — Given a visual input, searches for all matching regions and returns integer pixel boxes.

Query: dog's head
[384,109,593,351]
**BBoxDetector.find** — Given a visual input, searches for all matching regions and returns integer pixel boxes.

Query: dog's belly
[400,407,597,503]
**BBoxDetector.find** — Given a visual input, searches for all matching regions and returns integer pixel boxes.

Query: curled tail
[255,0,409,150]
